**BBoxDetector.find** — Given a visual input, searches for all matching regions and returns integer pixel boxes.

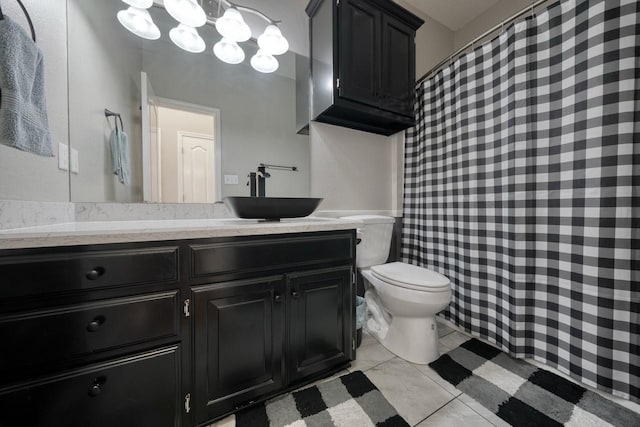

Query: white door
[141,72,161,202]
[178,132,216,203]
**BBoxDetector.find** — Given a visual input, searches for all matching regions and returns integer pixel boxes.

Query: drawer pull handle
[86,315,106,332]
[86,267,105,280]
[88,376,106,397]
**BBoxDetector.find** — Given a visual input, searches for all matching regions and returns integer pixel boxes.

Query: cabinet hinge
[183,299,190,317]
[184,393,191,414]
[336,78,340,89]
[352,338,356,351]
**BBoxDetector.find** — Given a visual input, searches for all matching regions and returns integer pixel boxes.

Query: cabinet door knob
[88,376,106,397]
[274,294,283,303]
[86,315,105,332]
[291,290,300,299]
[86,267,105,280]
[88,384,102,397]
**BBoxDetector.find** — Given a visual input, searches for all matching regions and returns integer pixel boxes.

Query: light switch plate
[70,148,79,174]
[224,174,239,185]
[58,143,69,171]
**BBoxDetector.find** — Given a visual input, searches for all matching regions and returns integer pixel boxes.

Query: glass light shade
[257,25,289,55]
[170,24,205,53]
[213,38,245,64]
[164,0,207,28]
[122,0,153,8]
[215,8,251,42]
[250,50,279,73]
[117,7,160,40]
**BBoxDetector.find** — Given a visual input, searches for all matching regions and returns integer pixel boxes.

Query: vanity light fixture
[215,7,251,42]
[250,49,278,73]
[169,24,206,53]
[122,0,153,8]
[117,6,161,40]
[213,37,245,64]
[257,25,289,56]
[116,0,289,73]
[164,0,207,28]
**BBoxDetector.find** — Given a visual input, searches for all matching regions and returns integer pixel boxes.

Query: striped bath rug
[429,338,640,427]
[236,370,408,426]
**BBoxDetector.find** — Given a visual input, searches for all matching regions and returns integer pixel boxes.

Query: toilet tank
[341,215,395,268]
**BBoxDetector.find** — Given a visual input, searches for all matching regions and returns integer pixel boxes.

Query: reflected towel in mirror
[108,129,130,185]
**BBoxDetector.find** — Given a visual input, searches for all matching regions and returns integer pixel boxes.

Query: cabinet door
[288,266,352,382]
[0,347,180,427]
[192,277,285,424]
[380,13,416,117]
[338,0,381,107]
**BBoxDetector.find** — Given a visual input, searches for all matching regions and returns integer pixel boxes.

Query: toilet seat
[370,262,449,292]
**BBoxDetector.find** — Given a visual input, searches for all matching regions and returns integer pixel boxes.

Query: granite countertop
[0,217,363,250]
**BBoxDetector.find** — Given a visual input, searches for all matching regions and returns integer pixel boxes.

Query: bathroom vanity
[0,219,359,426]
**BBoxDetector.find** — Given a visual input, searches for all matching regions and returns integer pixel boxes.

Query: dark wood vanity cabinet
[288,266,352,382]
[191,276,286,425]
[187,233,355,424]
[0,347,181,427]
[0,230,356,427]
[0,242,183,427]
[307,0,423,136]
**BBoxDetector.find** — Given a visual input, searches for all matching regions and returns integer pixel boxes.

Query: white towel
[0,17,53,156]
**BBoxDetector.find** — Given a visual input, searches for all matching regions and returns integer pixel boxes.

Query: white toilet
[342,215,451,365]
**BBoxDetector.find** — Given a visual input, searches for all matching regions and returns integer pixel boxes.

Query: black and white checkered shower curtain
[402,0,639,403]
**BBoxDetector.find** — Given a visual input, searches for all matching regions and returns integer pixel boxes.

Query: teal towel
[108,129,130,185]
[119,131,130,185]
[108,129,120,176]
[0,17,53,156]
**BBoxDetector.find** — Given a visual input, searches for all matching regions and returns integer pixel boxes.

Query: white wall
[0,0,70,202]
[67,0,143,203]
[310,123,392,212]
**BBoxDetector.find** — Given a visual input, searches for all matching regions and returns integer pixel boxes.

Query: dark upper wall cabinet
[306,0,423,136]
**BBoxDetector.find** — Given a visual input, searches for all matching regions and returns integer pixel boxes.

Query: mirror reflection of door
[141,72,160,202]
[178,132,215,203]
[144,99,220,203]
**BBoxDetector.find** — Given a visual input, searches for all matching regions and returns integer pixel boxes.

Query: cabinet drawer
[0,346,180,427]
[0,291,179,374]
[190,233,354,279]
[0,246,179,299]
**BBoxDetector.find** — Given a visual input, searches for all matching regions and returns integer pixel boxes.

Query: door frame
[155,97,222,202]
[150,128,163,202]
[176,131,216,203]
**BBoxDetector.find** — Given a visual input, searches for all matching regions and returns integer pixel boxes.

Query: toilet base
[372,315,440,365]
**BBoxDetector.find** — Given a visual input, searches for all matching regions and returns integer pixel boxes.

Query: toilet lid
[370,262,449,291]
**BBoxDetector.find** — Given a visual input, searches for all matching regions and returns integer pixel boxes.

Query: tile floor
[210,319,639,426]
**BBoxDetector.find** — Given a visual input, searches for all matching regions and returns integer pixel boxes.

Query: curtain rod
[416,0,554,85]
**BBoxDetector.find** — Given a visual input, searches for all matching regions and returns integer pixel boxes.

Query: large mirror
[67,0,310,203]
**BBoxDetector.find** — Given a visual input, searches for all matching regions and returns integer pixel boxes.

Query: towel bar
[0,0,37,42]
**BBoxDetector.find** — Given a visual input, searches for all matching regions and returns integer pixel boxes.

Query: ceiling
[403,0,501,31]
